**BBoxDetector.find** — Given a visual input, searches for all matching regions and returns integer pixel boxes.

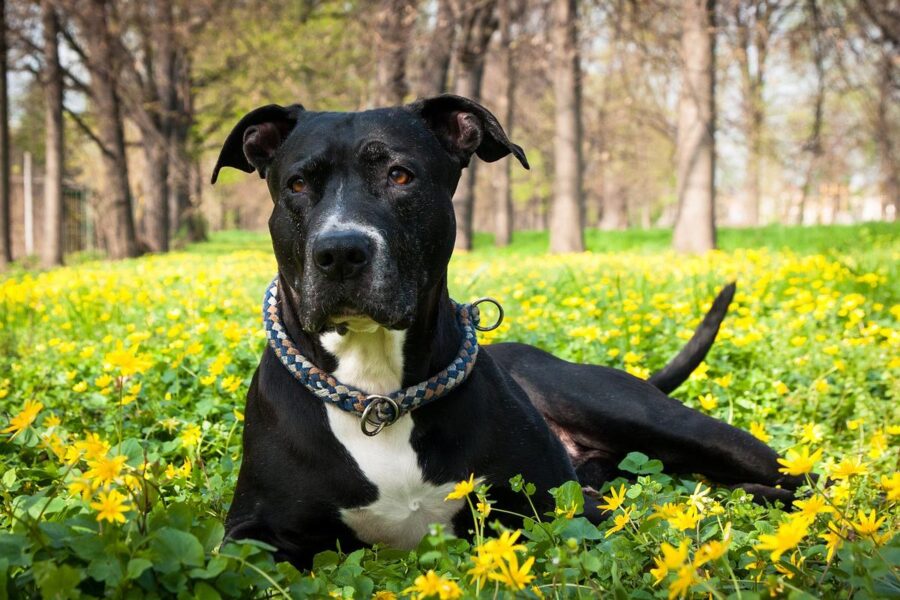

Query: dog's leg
[488,344,806,501]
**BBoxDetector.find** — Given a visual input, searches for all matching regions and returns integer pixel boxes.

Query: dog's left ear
[211,103,305,184]
[410,94,529,170]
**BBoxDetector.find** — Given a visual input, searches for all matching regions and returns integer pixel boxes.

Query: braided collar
[263,277,488,436]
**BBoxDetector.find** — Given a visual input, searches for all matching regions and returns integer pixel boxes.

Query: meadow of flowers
[0,224,897,598]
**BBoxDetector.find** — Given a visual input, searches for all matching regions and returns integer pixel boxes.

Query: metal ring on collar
[471,297,504,332]
[360,395,400,436]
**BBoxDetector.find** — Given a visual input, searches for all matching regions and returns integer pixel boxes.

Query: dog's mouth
[307,300,414,334]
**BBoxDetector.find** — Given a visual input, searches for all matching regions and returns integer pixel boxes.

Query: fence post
[24,151,33,256]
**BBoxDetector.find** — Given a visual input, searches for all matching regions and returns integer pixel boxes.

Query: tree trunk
[0,0,10,266]
[81,0,138,259]
[169,50,204,243]
[876,51,898,220]
[549,0,584,253]
[673,0,717,254]
[372,0,416,106]
[744,102,762,225]
[797,0,825,226]
[142,139,169,252]
[452,0,496,251]
[418,0,455,97]
[494,0,514,247]
[41,0,65,267]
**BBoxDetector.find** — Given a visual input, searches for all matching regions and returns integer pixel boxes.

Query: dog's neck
[276,271,463,394]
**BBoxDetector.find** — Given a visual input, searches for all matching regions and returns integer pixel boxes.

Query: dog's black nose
[312,231,372,280]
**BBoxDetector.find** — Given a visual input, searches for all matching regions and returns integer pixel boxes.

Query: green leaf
[32,560,84,599]
[126,557,153,580]
[0,534,29,567]
[150,528,205,573]
[558,517,603,542]
[312,550,340,570]
[618,452,649,474]
[193,581,222,600]
[550,480,585,516]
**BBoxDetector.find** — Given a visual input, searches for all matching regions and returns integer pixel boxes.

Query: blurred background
[0,0,897,265]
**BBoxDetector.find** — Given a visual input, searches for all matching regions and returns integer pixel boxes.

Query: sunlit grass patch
[0,224,897,597]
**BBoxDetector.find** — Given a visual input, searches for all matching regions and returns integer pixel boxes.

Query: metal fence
[10,153,93,260]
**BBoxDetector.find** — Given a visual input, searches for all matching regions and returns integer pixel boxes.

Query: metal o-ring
[360,395,400,436]
[471,297,504,332]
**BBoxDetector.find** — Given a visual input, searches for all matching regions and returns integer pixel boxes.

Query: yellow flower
[668,505,701,531]
[221,375,243,393]
[774,551,806,579]
[444,474,475,501]
[74,432,110,461]
[749,421,770,443]
[698,393,717,411]
[72,381,88,393]
[84,454,128,487]
[777,446,823,476]
[372,592,396,600]
[476,500,491,518]
[820,521,844,562]
[44,414,61,429]
[772,380,789,395]
[755,516,811,561]
[668,564,699,599]
[233,408,245,422]
[68,477,96,500]
[828,457,868,480]
[103,344,152,377]
[694,523,731,567]
[650,502,680,521]
[480,530,527,564]
[850,509,886,538]
[2,400,44,438]
[180,424,202,448]
[402,570,461,600]
[488,554,535,591]
[713,373,733,388]
[604,506,633,537]
[868,430,888,459]
[792,495,833,519]
[881,472,900,501]
[798,422,823,444]
[598,483,627,513]
[466,551,495,586]
[90,489,132,524]
[650,539,689,585]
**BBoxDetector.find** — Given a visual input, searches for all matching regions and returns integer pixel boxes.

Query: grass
[0,223,897,598]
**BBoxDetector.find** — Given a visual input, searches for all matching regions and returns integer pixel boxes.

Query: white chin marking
[319,321,463,549]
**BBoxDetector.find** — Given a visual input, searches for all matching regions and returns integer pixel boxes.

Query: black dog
[211,95,803,568]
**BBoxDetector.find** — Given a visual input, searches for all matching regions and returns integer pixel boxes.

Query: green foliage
[0,224,897,597]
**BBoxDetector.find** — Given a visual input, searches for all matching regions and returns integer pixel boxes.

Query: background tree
[493,0,516,246]
[68,0,138,259]
[451,0,497,251]
[372,0,418,106]
[41,0,64,266]
[549,0,584,253]
[673,0,717,253]
[0,0,10,267]
[416,0,455,96]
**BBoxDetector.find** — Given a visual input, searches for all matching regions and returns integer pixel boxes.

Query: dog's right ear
[211,104,305,184]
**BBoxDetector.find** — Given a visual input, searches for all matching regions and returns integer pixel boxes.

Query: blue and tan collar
[263,277,500,436]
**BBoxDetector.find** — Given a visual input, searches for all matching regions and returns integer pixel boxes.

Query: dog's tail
[647,282,736,395]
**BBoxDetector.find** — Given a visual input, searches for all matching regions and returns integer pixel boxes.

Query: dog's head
[212,95,528,333]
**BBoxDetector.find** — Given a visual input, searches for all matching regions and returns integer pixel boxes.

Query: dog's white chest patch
[320,323,463,549]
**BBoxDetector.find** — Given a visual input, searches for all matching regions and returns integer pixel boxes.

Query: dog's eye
[388,167,413,186]
[289,178,306,194]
